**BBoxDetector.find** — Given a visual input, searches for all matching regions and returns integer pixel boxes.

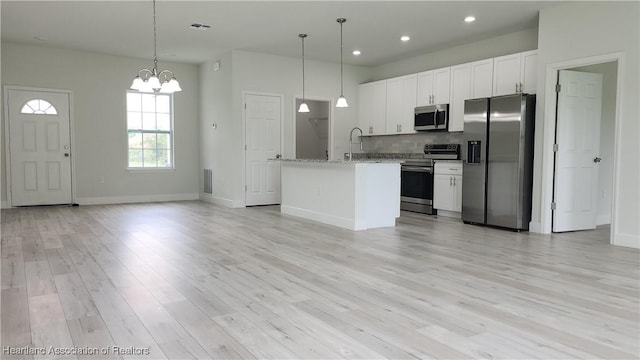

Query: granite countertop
[273,152,432,163]
[274,158,404,164]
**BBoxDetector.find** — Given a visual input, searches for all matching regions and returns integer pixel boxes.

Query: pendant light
[130,0,182,93]
[335,18,349,108]
[298,34,310,113]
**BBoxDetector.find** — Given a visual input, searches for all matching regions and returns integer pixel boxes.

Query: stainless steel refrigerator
[462,94,535,231]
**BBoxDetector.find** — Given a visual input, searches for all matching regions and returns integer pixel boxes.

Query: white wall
[1,42,200,205]
[295,99,329,160]
[199,49,371,206]
[532,2,639,248]
[571,62,617,226]
[199,54,235,206]
[371,28,538,81]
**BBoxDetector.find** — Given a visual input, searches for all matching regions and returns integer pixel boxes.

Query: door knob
[64,153,70,157]
[593,157,601,163]
[275,154,281,159]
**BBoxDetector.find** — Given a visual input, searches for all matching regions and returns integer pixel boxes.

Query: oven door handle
[402,167,433,173]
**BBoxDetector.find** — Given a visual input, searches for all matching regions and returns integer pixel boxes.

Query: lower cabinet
[434,162,463,214]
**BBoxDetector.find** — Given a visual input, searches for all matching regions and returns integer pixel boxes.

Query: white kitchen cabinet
[385,74,417,134]
[434,162,463,214]
[493,50,537,96]
[471,58,494,98]
[417,67,450,107]
[358,80,387,135]
[520,50,538,94]
[448,63,471,132]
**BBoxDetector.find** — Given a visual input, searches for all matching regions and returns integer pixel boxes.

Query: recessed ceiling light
[400,35,410,42]
[352,50,361,56]
[34,36,48,41]
[464,16,476,23]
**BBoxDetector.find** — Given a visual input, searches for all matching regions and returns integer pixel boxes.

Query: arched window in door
[20,99,58,115]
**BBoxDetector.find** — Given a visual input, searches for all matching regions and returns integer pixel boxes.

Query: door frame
[537,52,624,245]
[3,86,77,208]
[292,96,333,160]
[242,91,284,207]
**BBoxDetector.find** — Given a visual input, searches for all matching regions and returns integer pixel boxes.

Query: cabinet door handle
[520,82,523,93]
[515,82,519,93]
[453,177,456,186]
[450,177,453,186]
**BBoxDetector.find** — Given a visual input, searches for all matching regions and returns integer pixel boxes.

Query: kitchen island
[279,159,401,231]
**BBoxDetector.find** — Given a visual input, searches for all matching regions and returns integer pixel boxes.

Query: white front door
[245,94,281,206]
[553,70,603,232]
[6,89,72,206]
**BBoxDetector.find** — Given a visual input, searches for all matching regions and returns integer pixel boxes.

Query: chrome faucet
[348,127,364,161]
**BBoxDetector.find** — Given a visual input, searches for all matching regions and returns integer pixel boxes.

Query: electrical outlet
[99,176,105,184]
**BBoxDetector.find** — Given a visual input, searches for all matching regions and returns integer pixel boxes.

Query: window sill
[127,167,176,173]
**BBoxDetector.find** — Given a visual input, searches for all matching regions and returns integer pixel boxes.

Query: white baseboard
[77,193,199,206]
[281,205,358,230]
[528,221,543,233]
[1,201,9,209]
[436,210,461,219]
[199,193,245,208]
[612,232,639,249]
[597,214,611,226]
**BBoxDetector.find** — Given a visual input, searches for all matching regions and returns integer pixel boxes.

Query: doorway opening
[552,60,617,240]
[295,99,330,160]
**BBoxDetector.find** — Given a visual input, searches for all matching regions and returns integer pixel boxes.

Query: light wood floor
[1,201,638,359]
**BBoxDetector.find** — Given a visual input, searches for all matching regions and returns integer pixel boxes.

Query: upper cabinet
[385,74,417,135]
[448,59,494,132]
[471,58,494,98]
[449,64,471,132]
[493,50,537,96]
[357,50,537,136]
[357,80,387,135]
[417,67,451,107]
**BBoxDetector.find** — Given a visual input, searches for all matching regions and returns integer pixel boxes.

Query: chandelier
[130,0,182,93]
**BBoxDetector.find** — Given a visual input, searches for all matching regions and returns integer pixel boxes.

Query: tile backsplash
[363,132,465,156]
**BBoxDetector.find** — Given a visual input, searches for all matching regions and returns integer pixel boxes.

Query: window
[126,91,173,169]
[21,99,58,115]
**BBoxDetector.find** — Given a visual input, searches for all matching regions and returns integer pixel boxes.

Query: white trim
[537,52,624,248]
[281,205,360,230]
[611,233,639,249]
[3,86,76,207]
[528,221,542,233]
[242,91,284,207]
[199,193,245,208]
[436,210,461,219]
[77,193,199,206]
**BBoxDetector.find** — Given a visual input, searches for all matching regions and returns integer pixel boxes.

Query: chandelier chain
[153,0,158,71]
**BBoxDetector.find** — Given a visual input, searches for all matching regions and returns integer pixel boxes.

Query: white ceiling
[1,1,564,67]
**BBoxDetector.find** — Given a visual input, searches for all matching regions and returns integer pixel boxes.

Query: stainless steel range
[400,144,460,214]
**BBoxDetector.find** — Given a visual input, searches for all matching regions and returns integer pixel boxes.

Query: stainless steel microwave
[414,104,449,131]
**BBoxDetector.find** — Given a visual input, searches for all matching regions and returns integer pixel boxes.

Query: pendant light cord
[302,35,305,100]
[340,21,344,96]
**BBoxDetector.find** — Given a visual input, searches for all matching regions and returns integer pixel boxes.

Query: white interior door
[245,94,281,206]
[7,89,72,206]
[553,70,603,232]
